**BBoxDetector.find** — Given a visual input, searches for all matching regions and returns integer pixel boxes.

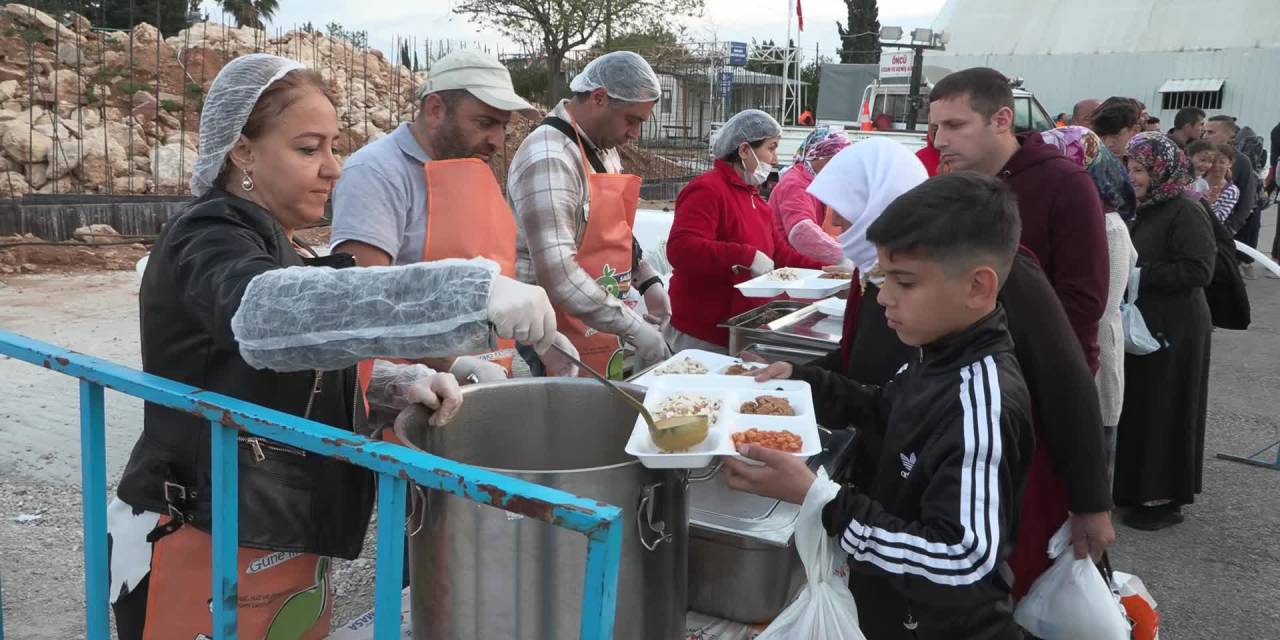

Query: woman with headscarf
[106,54,567,639]
[665,109,831,353]
[1042,126,1137,484]
[1114,132,1216,531]
[755,140,1114,608]
[768,126,852,264]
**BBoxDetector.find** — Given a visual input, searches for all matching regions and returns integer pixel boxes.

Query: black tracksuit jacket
[794,308,1033,640]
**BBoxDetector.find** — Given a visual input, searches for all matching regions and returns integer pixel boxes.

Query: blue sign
[728,41,748,67]
[718,71,734,97]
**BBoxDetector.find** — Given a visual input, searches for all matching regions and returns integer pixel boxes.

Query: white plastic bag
[1014,521,1130,640]
[757,469,867,640]
[1121,268,1162,355]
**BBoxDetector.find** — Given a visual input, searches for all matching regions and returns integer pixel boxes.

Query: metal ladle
[551,343,710,452]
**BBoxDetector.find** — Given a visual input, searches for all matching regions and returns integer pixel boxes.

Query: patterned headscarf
[1042,126,1136,219]
[1126,132,1192,209]
[794,126,852,172]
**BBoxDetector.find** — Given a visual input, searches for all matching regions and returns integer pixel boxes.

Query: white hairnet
[191,53,306,197]
[569,51,661,103]
[710,109,782,159]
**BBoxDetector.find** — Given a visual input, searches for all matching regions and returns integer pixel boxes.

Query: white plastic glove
[642,282,672,326]
[487,275,557,354]
[537,332,581,378]
[631,323,672,368]
[407,372,463,427]
[749,250,775,277]
[449,356,508,385]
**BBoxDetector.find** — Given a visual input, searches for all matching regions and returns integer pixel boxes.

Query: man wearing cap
[331,49,577,383]
[508,51,672,378]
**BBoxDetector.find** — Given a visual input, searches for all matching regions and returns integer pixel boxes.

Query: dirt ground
[3,216,1280,638]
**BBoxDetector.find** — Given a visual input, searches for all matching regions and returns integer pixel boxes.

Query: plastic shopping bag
[1014,521,1130,640]
[1111,570,1160,640]
[757,469,867,640]
[1122,268,1162,355]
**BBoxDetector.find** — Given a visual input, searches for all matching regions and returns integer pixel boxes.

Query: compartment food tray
[625,374,821,469]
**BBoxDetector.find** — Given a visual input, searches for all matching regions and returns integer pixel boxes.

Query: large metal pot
[393,378,688,640]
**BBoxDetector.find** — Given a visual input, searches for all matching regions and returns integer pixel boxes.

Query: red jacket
[668,160,823,346]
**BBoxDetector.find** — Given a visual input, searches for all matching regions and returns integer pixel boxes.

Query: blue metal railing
[0,330,624,639]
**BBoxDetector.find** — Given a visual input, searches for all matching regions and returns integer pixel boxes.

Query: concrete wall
[0,195,192,241]
[927,48,1280,140]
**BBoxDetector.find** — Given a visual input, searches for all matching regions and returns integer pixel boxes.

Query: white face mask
[745,146,773,185]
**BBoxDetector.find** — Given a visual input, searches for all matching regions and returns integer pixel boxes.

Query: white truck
[770,59,1059,166]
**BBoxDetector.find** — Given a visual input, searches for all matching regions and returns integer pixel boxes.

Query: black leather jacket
[117,188,374,559]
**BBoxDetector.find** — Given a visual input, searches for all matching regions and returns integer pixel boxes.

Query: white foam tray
[814,296,848,317]
[735,268,852,300]
[631,349,771,388]
[625,374,821,469]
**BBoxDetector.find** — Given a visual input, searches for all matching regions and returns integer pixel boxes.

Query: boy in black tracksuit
[725,173,1033,640]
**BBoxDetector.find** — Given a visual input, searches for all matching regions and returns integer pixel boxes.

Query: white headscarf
[806,138,928,277]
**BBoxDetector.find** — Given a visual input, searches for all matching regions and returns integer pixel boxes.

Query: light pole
[877,27,947,131]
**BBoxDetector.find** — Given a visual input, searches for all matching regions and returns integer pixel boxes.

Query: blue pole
[79,381,109,640]
[373,474,407,640]
[210,421,240,639]
[578,520,623,640]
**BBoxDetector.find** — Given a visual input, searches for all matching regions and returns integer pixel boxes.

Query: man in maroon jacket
[927,67,1115,580]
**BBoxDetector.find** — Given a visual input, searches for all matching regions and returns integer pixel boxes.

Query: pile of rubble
[0,223,147,273]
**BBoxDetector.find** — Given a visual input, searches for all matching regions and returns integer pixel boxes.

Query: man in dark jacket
[929,69,1108,371]
[725,175,1033,639]
[926,67,1115,568]
[1169,107,1206,149]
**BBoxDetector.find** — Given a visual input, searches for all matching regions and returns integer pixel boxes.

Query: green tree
[453,0,705,105]
[588,23,692,67]
[837,0,880,64]
[800,54,829,113]
[399,41,412,70]
[218,0,278,30]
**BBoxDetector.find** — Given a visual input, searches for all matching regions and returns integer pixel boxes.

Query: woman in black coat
[1115,132,1217,530]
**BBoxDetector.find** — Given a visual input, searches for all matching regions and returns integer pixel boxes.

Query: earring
[241,169,255,192]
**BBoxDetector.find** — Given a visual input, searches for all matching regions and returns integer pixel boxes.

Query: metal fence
[561,42,802,201]
[0,329,625,640]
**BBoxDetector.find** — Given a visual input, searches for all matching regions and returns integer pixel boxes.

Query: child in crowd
[1187,139,1217,198]
[724,173,1034,640]
[1205,142,1241,223]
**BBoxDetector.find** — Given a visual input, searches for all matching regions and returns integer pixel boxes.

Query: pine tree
[837,0,880,64]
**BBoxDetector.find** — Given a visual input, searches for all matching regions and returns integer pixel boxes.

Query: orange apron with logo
[559,113,641,379]
[142,517,331,639]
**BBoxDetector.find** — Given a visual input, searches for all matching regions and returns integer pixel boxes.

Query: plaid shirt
[508,101,659,340]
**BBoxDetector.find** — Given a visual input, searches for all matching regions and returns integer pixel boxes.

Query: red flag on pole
[796,0,805,31]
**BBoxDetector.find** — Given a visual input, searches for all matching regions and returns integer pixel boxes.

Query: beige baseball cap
[420,50,538,119]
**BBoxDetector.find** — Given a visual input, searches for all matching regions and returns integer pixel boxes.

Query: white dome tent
[925,0,1280,136]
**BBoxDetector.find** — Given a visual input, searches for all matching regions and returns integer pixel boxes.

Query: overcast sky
[198,0,947,66]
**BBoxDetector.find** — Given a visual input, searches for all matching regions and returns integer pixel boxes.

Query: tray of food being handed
[624,374,821,469]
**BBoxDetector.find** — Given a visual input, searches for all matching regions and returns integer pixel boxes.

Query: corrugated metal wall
[927,48,1280,136]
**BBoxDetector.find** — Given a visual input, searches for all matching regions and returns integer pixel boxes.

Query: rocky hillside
[0,3,691,199]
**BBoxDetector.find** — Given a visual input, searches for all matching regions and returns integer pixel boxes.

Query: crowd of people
[97,41,1266,638]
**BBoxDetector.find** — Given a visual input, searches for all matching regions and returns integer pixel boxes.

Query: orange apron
[142,517,331,639]
[422,158,518,373]
[559,113,642,379]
